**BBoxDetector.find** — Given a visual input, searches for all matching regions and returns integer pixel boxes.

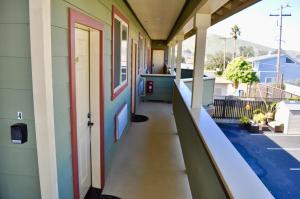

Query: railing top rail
[175,80,274,199]
[141,74,175,78]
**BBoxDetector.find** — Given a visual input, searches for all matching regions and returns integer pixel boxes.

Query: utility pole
[270,4,291,88]
[220,37,227,70]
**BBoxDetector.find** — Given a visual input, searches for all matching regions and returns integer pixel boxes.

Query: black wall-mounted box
[11,123,28,144]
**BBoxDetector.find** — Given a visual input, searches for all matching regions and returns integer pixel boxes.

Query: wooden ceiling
[126,0,186,40]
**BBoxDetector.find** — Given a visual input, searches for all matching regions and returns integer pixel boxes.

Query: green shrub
[288,97,300,101]
[253,113,266,124]
[253,108,262,114]
[240,116,250,125]
[215,70,223,76]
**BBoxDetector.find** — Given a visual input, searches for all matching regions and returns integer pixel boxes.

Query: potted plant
[253,113,267,125]
[263,102,277,123]
[240,116,250,129]
[253,108,262,115]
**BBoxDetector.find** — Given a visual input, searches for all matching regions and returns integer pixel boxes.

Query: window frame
[265,77,274,84]
[286,57,295,64]
[111,6,129,100]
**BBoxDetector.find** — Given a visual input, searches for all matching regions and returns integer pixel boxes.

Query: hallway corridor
[103,102,192,199]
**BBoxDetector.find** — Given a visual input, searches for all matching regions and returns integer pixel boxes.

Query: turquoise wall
[0,1,41,199]
[51,0,150,197]
[140,75,215,105]
[141,75,175,102]
[181,69,193,79]
[185,78,215,106]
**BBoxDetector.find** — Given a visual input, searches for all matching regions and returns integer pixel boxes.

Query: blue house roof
[248,54,299,64]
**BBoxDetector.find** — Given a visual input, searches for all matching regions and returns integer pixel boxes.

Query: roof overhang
[168,0,261,42]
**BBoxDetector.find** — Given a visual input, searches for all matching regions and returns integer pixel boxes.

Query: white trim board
[29,1,59,198]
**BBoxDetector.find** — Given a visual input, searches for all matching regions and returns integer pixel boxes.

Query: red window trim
[69,8,105,199]
[111,5,129,100]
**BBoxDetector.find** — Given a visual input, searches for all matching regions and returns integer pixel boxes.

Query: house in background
[213,76,249,99]
[248,54,300,83]
[214,76,234,98]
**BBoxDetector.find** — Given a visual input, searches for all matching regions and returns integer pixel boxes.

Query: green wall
[173,85,227,199]
[185,78,215,106]
[141,75,175,102]
[51,0,150,197]
[181,69,193,79]
[0,1,41,199]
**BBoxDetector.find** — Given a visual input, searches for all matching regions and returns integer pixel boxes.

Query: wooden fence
[245,83,299,101]
[213,99,269,119]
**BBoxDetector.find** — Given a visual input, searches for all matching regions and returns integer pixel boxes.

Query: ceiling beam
[168,0,261,43]
[211,0,261,25]
[167,0,208,43]
[123,0,151,39]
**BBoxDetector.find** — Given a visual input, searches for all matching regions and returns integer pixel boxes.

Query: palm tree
[231,25,241,58]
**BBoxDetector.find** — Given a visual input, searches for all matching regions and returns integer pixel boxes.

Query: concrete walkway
[103,102,192,199]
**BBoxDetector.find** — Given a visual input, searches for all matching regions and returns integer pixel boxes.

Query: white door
[75,28,91,199]
[152,50,165,74]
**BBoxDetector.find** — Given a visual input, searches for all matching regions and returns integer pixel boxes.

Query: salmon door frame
[69,8,105,199]
[131,39,137,114]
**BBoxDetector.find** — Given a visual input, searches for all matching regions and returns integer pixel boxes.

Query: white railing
[173,80,274,199]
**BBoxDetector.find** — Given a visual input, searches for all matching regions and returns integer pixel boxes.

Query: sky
[208,0,300,52]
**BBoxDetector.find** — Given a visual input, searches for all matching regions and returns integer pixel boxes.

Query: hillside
[205,34,300,61]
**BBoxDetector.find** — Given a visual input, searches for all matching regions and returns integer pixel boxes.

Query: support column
[167,43,172,67]
[170,42,176,74]
[175,35,184,81]
[29,0,59,198]
[191,14,211,108]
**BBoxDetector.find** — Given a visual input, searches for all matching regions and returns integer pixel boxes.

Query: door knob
[88,121,94,127]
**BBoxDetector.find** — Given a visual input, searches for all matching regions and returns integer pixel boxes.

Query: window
[286,57,295,63]
[265,77,274,83]
[112,6,129,99]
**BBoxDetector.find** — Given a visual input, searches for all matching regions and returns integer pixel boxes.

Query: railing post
[191,14,210,108]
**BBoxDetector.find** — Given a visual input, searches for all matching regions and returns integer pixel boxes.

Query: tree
[181,57,186,63]
[239,46,255,57]
[271,49,286,54]
[224,57,259,89]
[258,50,268,56]
[231,25,241,58]
[205,51,232,71]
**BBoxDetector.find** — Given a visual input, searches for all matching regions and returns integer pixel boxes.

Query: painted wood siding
[185,78,215,106]
[51,0,150,197]
[0,1,41,199]
[255,56,300,83]
[141,75,175,102]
